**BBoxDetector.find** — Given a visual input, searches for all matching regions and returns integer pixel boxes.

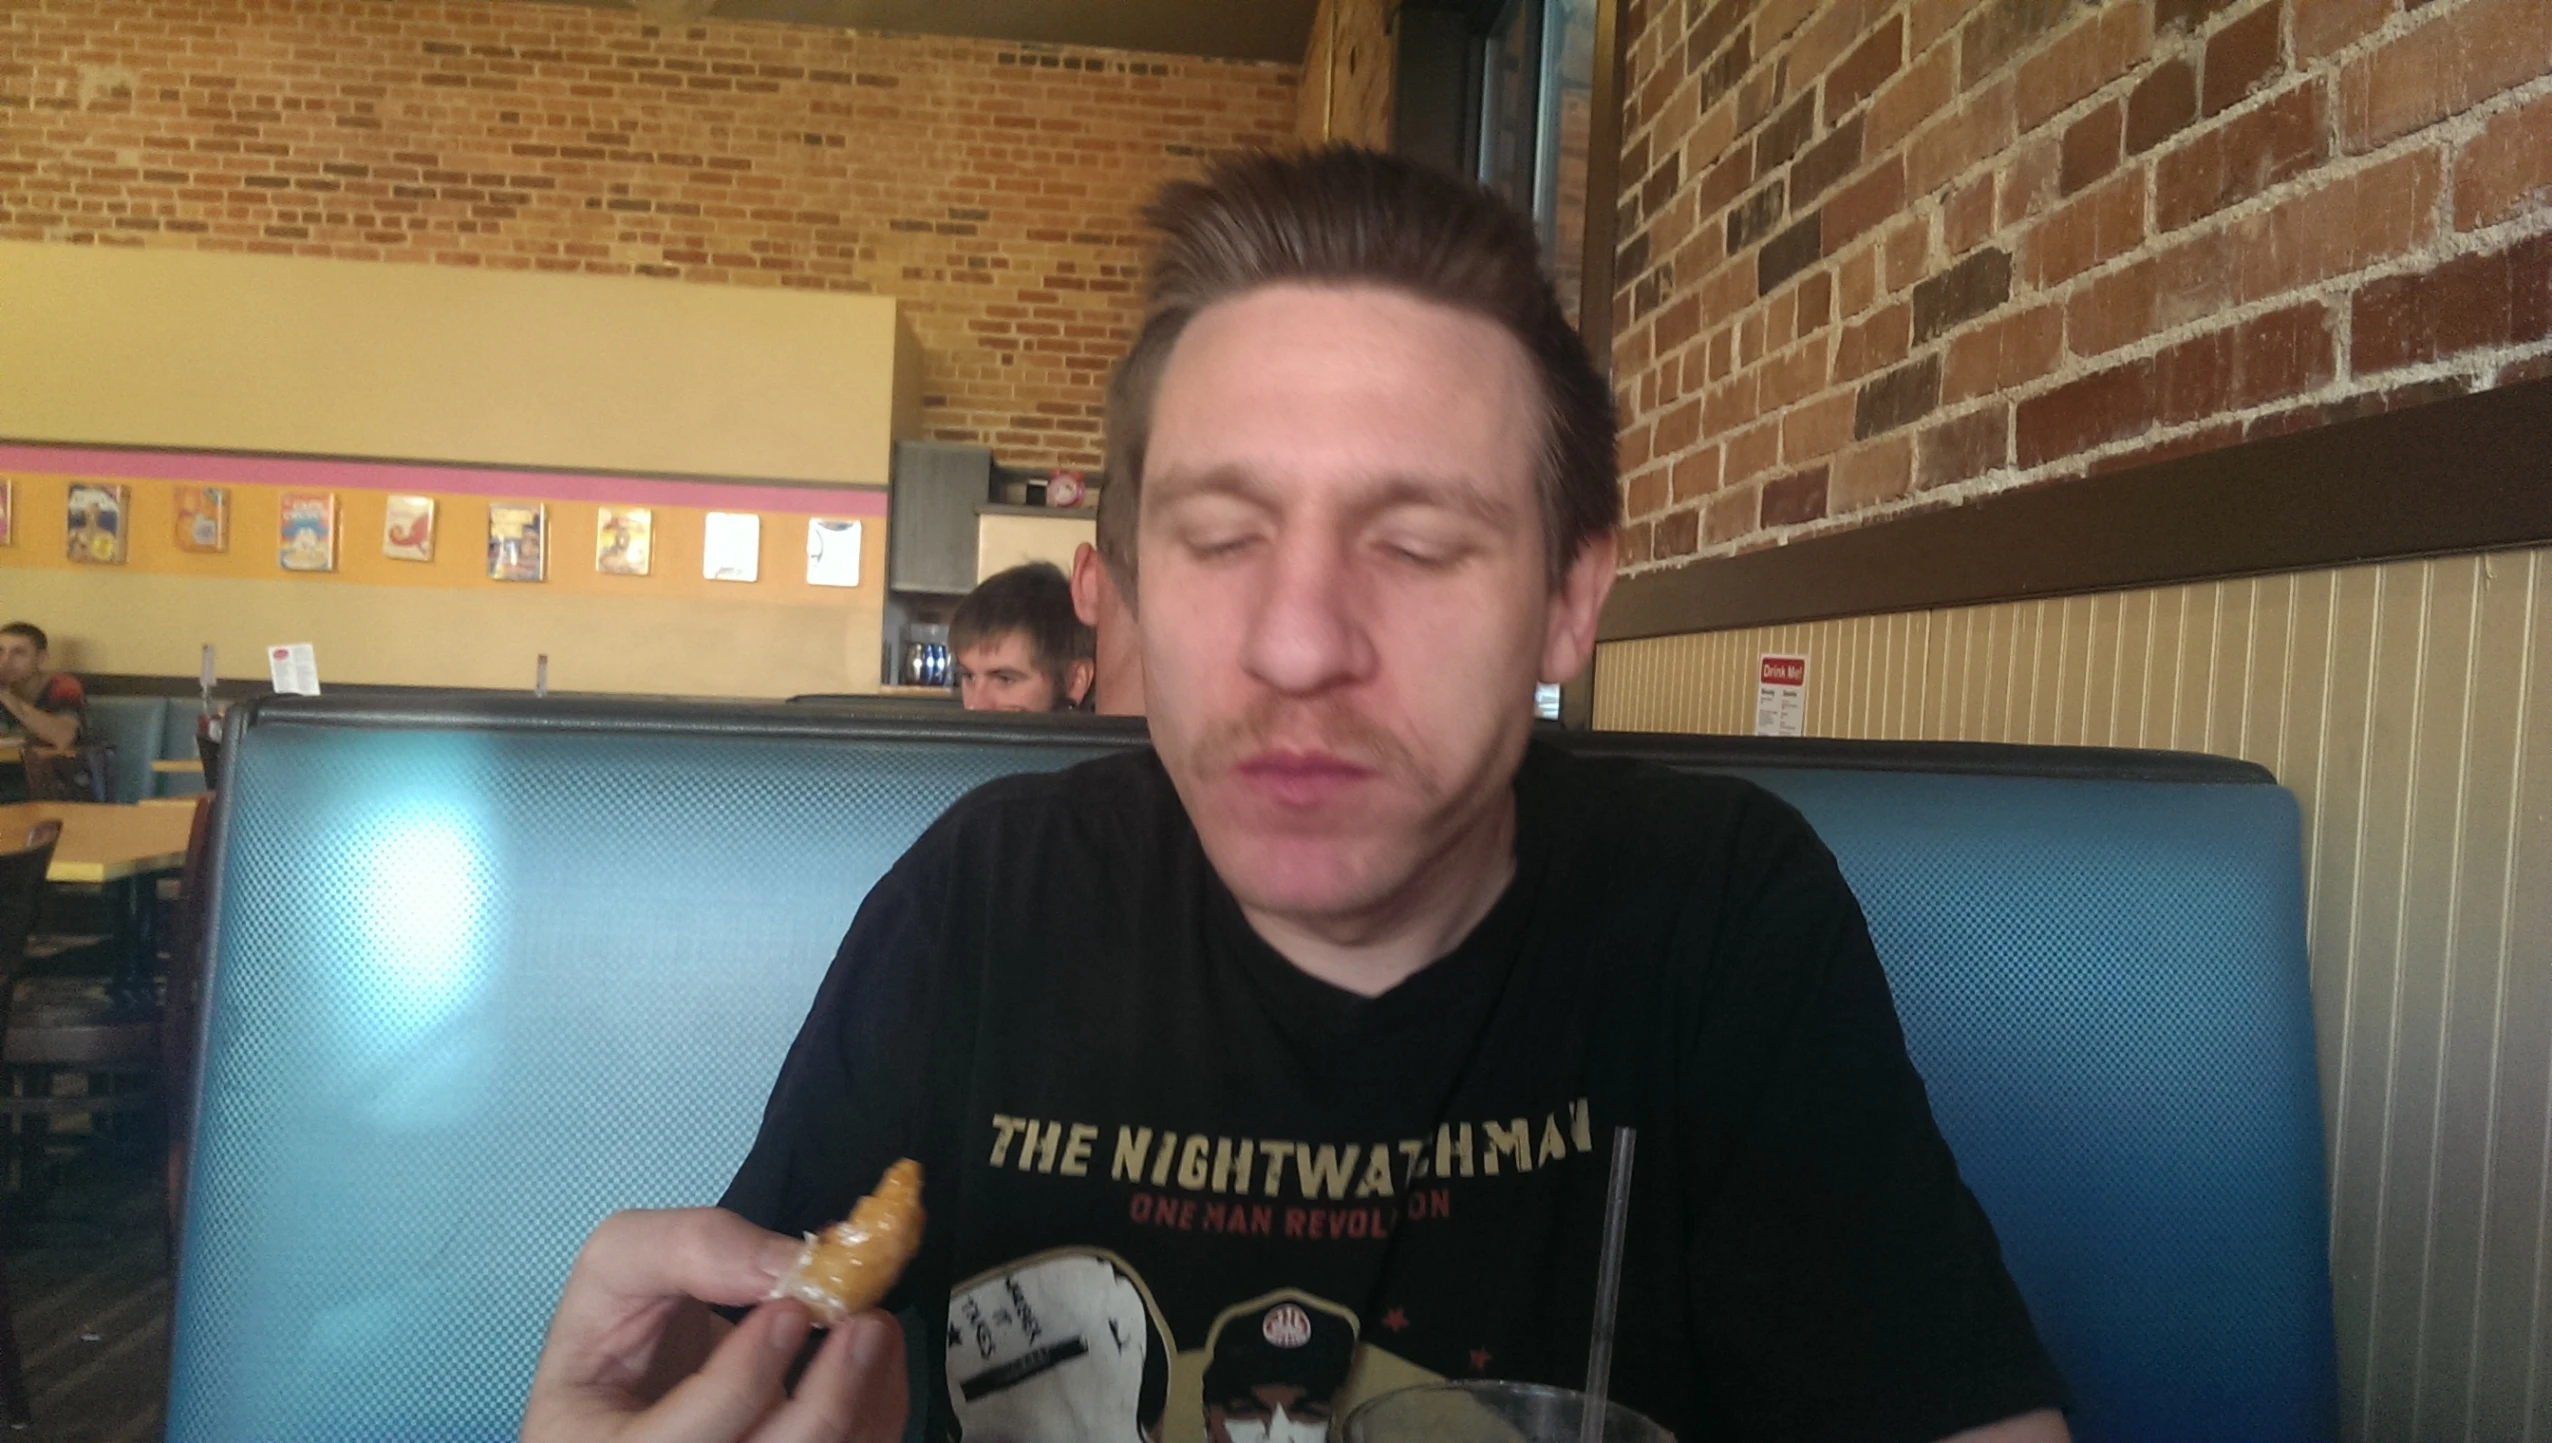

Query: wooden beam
[1600,376,2552,642]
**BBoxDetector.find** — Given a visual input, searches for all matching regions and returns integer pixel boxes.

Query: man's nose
[1240,534,1373,696]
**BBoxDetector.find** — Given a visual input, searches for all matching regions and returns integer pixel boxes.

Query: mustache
[1190,694,1431,795]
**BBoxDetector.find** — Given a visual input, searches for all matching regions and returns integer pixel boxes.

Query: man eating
[523,148,2070,1443]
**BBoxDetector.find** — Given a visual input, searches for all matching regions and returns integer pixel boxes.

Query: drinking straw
[1579,1125,1638,1443]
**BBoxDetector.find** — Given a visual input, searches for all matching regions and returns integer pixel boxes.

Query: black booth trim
[228,693,2275,786]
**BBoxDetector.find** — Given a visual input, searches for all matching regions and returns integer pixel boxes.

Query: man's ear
[1539,530,1618,687]
[1070,543,1106,627]
[1065,658,1096,708]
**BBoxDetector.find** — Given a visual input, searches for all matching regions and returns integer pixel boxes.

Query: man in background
[950,561,1093,712]
[0,622,86,753]
[0,622,90,804]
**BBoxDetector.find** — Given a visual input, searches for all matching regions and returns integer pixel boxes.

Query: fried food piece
[771,1159,926,1327]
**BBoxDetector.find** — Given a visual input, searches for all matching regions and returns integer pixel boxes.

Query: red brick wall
[0,0,1297,470]
[1609,0,2552,569]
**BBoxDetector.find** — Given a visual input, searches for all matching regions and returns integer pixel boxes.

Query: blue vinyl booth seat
[80,695,168,804]
[62,694,210,802]
[169,696,2337,1442]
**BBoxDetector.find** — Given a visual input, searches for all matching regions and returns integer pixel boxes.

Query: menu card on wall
[1755,654,1808,737]
[267,644,321,696]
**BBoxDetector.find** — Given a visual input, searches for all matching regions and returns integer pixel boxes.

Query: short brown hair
[1099,146,1618,599]
[949,562,1091,702]
[0,623,47,653]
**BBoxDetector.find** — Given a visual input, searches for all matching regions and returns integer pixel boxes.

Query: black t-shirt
[723,742,2067,1443]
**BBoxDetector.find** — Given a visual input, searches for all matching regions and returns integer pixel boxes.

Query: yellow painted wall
[1594,548,2552,1443]
[0,239,926,695]
[975,511,1096,585]
[6,471,888,696]
[0,239,914,487]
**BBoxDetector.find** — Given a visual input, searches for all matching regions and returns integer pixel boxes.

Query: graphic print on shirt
[987,1098,1600,1232]
[945,1258,1439,1443]
[957,1100,1616,1441]
[946,1248,1173,1443]
[1197,1292,1359,1443]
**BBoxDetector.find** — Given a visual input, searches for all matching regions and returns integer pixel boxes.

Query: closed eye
[1371,526,1482,571]
[1187,532,1264,562]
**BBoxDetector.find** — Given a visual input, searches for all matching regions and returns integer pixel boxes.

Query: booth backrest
[156,700,211,799]
[82,694,168,804]
[74,693,215,800]
[168,697,2335,1443]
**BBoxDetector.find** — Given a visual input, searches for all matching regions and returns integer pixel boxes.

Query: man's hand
[521,1207,908,1443]
[0,690,77,752]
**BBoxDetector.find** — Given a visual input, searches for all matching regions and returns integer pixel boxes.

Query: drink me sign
[1755,654,1808,737]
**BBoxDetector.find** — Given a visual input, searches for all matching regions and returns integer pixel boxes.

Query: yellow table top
[151,758,205,773]
[0,801,195,884]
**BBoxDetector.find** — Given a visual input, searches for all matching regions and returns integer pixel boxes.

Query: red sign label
[1760,655,1807,686]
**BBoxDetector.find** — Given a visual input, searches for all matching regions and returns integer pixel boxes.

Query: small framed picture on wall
[384,495,437,561]
[806,518,862,588]
[174,485,231,553]
[278,492,339,572]
[67,481,129,565]
[703,511,759,582]
[488,501,547,582]
[596,506,653,576]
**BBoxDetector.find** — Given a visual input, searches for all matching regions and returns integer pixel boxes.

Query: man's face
[956,629,1062,712]
[1207,1384,1330,1443]
[0,635,41,688]
[1136,283,1609,930]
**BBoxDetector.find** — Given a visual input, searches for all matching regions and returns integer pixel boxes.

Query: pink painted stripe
[0,442,889,517]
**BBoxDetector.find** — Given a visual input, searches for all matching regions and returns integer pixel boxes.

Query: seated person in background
[0,622,86,753]
[523,148,2069,1443]
[1071,533,1145,717]
[950,561,1094,712]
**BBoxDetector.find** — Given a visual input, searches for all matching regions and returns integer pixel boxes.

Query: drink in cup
[1339,1381,1674,1443]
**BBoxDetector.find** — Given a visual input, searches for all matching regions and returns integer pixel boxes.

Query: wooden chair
[0,820,64,1428]
[19,744,114,803]
[1,800,162,1214]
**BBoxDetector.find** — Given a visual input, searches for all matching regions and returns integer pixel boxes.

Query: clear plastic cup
[1339,1381,1676,1443]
